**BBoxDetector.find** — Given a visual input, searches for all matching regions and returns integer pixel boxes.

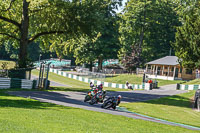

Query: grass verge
[121,90,200,128]
[0,89,196,133]
[184,79,200,85]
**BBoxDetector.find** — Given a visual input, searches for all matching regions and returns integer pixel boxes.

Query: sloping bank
[49,68,151,90]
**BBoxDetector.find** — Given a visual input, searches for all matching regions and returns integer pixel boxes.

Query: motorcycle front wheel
[84,95,91,102]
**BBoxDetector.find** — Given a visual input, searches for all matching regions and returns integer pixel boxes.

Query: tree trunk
[89,61,93,71]
[98,57,103,71]
[19,0,29,68]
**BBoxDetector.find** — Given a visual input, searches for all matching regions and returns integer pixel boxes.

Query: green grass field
[121,91,200,128]
[32,69,131,92]
[98,74,184,87]
[0,90,197,133]
[184,79,200,85]
[0,60,16,69]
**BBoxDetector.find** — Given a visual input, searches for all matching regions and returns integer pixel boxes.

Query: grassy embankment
[0,89,196,133]
[184,79,200,85]
[32,69,130,92]
[98,74,184,87]
[121,90,200,128]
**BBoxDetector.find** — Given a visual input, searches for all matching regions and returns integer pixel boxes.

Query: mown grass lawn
[0,60,16,69]
[0,90,197,133]
[99,74,184,87]
[184,79,200,85]
[32,69,131,92]
[121,90,200,128]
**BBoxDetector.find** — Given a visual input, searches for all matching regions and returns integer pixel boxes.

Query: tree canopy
[0,0,122,68]
[118,0,180,70]
[173,0,200,69]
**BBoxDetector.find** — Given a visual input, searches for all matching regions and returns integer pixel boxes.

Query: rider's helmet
[90,82,94,87]
[117,95,122,99]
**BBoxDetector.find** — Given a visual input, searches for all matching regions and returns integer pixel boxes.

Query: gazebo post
[173,66,176,79]
[150,65,153,74]
[153,65,155,75]
[146,64,148,72]
[156,65,158,75]
[167,66,170,77]
[162,65,164,76]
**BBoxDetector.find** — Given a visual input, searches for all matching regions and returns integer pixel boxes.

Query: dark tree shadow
[48,87,88,92]
[143,95,192,108]
[1,91,75,109]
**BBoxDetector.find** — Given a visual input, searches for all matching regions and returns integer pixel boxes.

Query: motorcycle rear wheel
[102,101,113,109]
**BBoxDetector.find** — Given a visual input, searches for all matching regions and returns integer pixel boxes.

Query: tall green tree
[60,1,122,71]
[173,1,200,68]
[119,0,180,70]
[0,0,115,68]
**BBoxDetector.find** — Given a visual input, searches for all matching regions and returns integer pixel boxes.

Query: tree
[0,0,116,68]
[60,1,122,71]
[173,1,200,68]
[119,0,180,70]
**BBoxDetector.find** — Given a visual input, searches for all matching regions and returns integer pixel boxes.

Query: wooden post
[153,65,156,75]
[156,65,158,75]
[173,66,176,78]
[167,66,170,77]
[150,65,153,74]
[162,65,164,76]
[146,64,148,72]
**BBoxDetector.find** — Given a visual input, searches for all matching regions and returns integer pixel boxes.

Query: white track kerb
[179,84,200,90]
[49,68,151,90]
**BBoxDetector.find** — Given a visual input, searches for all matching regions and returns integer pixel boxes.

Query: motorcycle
[89,90,106,105]
[101,97,118,109]
[84,91,94,102]
[84,88,98,102]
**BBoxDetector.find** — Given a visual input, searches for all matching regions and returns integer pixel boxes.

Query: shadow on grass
[6,91,104,109]
[0,91,74,109]
[105,75,119,78]
[48,87,88,92]
[143,95,192,108]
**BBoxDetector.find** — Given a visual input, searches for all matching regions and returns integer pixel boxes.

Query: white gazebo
[145,56,195,80]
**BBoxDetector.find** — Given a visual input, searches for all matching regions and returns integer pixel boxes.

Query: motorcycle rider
[97,83,103,91]
[90,82,94,89]
[115,95,121,108]
[102,95,122,109]
[126,81,133,90]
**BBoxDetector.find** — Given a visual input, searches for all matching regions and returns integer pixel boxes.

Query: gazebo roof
[146,56,179,66]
